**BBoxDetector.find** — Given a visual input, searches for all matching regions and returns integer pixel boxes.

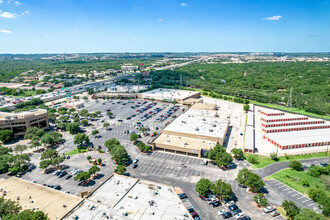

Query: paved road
[253,157,330,178]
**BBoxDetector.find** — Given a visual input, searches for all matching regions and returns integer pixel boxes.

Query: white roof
[265,128,330,146]
[264,123,330,131]
[262,114,308,121]
[261,109,283,114]
[185,108,217,117]
[141,88,199,100]
[264,118,325,126]
[164,114,228,139]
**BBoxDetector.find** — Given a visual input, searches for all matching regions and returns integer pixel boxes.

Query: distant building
[0,109,49,137]
[121,65,138,72]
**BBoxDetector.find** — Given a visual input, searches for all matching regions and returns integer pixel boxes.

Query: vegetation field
[64,147,88,156]
[245,152,329,169]
[151,61,330,116]
[270,168,330,197]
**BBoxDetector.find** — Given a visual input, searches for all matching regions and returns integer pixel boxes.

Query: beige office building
[0,109,49,137]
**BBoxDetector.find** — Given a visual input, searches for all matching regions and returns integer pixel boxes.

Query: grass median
[65,147,88,156]
[246,152,329,169]
[270,168,330,197]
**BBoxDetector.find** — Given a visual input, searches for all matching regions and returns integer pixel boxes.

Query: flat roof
[0,109,47,119]
[0,177,82,220]
[88,174,139,208]
[154,134,217,152]
[164,114,228,139]
[65,174,191,220]
[264,118,325,126]
[262,114,308,121]
[190,102,216,110]
[184,108,218,117]
[141,89,200,101]
[264,123,330,131]
[265,128,330,146]
[260,109,284,114]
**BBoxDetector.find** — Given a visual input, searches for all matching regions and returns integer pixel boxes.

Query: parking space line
[291,194,299,197]
[307,203,315,207]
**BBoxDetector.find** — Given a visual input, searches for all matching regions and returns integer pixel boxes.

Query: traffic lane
[253,157,330,178]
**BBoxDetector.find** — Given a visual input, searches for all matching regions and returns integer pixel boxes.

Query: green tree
[0,196,21,218]
[208,144,226,160]
[41,149,57,160]
[301,179,310,187]
[110,145,128,165]
[0,130,13,143]
[5,209,48,220]
[282,200,301,220]
[41,132,62,146]
[231,148,244,159]
[24,127,44,140]
[289,160,303,171]
[114,165,126,175]
[39,160,52,169]
[245,172,265,192]
[130,133,139,142]
[66,122,80,134]
[215,152,233,168]
[270,152,278,161]
[51,156,64,168]
[88,165,100,175]
[74,133,89,147]
[97,158,102,165]
[80,119,89,126]
[236,168,251,185]
[13,145,27,154]
[247,154,259,164]
[87,155,92,161]
[103,122,110,130]
[83,96,88,101]
[79,109,90,117]
[104,138,120,151]
[253,193,268,207]
[294,208,327,220]
[92,130,99,136]
[212,179,233,200]
[74,171,91,182]
[243,104,250,112]
[195,178,214,196]
[107,112,113,116]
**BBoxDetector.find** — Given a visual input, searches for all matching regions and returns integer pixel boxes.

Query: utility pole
[286,87,293,111]
[180,74,183,87]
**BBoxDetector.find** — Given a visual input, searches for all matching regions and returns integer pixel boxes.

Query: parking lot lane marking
[307,203,315,207]
[301,199,310,203]
[296,196,306,200]
[291,194,300,197]
[176,167,186,177]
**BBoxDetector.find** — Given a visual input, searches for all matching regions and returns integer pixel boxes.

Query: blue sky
[0,0,329,53]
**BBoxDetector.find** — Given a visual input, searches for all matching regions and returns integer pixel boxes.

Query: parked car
[66,174,72,179]
[218,210,226,215]
[190,212,199,218]
[133,164,138,169]
[225,200,235,207]
[229,204,239,211]
[222,212,232,219]
[212,201,221,207]
[178,193,188,199]
[270,210,280,217]
[232,209,241,215]
[187,207,194,213]
[133,159,139,164]
[235,212,246,219]
[263,206,276,213]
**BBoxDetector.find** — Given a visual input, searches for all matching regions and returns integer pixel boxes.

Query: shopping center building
[150,103,228,157]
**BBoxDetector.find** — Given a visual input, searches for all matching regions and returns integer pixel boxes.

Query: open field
[246,152,329,169]
[270,168,330,197]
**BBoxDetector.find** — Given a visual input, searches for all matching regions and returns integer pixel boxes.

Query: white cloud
[0,11,19,18]
[14,1,21,5]
[0,0,3,3]
[0,29,12,34]
[180,3,187,6]
[262,15,282,21]
[157,18,163,22]
[21,10,29,15]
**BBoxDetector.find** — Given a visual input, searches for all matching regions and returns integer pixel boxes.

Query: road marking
[307,203,315,207]
[291,194,299,197]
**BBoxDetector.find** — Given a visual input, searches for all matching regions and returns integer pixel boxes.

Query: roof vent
[195,127,199,131]
[209,129,213,132]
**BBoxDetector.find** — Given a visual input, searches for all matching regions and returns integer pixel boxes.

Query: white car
[235,212,246,219]
[263,206,276,213]
[226,201,235,207]
[217,210,226,215]
[53,170,60,175]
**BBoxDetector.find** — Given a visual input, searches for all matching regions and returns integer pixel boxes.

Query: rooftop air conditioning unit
[166,139,170,142]
[202,118,206,121]
[209,129,213,132]
[195,127,199,131]
[213,124,216,127]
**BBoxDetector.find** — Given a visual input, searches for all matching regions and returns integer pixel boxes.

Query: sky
[0,0,329,53]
